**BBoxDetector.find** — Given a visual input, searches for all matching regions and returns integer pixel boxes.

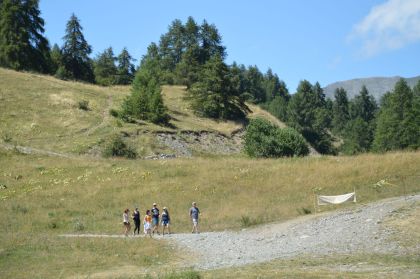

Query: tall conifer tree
[94,47,117,86]
[373,79,419,151]
[0,0,50,72]
[189,55,249,119]
[332,87,350,135]
[116,47,135,85]
[60,13,94,82]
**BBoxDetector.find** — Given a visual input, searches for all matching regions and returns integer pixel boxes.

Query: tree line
[0,1,135,85]
[262,78,419,155]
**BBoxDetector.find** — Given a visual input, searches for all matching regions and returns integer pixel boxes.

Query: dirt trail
[84,94,113,136]
[0,143,74,158]
[60,194,420,270]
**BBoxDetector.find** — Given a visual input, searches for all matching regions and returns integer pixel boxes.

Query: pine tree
[263,68,288,103]
[332,87,350,135]
[229,62,249,99]
[244,66,265,103]
[0,0,50,72]
[189,55,249,119]
[287,80,334,154]
[175,44,201,88]
[349,85,377,123]
[50,43,62,74]
[159,19,185,72]
[116,47,135,85]
[287,80,317,130]
[184,16,199,49]
[61,13,94,82]
[373,79,419,151]
[198,20,226,64]
[312,82,326,107]
[267,96,289,122]
[148,80,170,124]
[121,43,169,124]
[341,117,371,154]
[94,47,117,86]
[412,80,420,148]
[342,85,377,153]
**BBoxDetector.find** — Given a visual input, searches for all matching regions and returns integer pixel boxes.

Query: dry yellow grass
[384,200,420,251]
[1,148,419,278]
[202,253,420,279]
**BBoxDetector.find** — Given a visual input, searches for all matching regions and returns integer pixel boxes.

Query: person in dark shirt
[132,207,141,235]
[151,203,160,235]
[189,202,200,233]
[161,207,171,235]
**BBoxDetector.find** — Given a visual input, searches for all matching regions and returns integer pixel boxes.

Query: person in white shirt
[123,208,131,236]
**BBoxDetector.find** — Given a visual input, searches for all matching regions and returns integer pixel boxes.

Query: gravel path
[169,194,419,269]
[60,195,419,270]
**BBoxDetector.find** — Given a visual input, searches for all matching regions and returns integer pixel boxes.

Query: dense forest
[1,0,419,156]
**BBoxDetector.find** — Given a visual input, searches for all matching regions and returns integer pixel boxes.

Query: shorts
[162,220,169,226]
[144,222,151,232]
[152,217,159,226]
[123,222,130,226]
[192,218,198,226]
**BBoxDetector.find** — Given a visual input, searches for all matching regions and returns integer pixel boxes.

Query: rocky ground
[168,194,419,269]
[155,130,243,157]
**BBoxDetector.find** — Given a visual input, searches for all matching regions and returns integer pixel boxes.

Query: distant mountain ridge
[323,76,420,101]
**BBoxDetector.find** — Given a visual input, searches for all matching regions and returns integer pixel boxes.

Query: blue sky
[40,0,420,92]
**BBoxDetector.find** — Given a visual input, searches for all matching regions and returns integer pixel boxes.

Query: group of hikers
[122,202,200,237]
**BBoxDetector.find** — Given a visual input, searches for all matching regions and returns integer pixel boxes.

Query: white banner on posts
[317,192,356,205]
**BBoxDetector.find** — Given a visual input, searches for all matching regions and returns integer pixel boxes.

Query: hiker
[123,208,131,236]
[161,207,171,235]
[132,207,141,235]
[189,202,200,233]
[143,209,152,237]
[151,203,160,235]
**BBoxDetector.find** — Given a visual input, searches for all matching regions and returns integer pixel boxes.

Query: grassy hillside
[0,68,286,157]
[1,69,419,278]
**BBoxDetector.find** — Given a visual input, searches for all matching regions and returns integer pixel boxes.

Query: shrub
[55,65,72,80]
[109,108,119,118]
[244,118,309,158]
[102,134,137,159]
[73,218,85,232]
[48,221,58,229]
[2,133,12,143]
[297,207,312,215]
[78,100,89,111]
[239,215,262,228]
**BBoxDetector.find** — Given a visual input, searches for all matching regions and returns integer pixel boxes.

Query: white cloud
[349,0,420,57]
